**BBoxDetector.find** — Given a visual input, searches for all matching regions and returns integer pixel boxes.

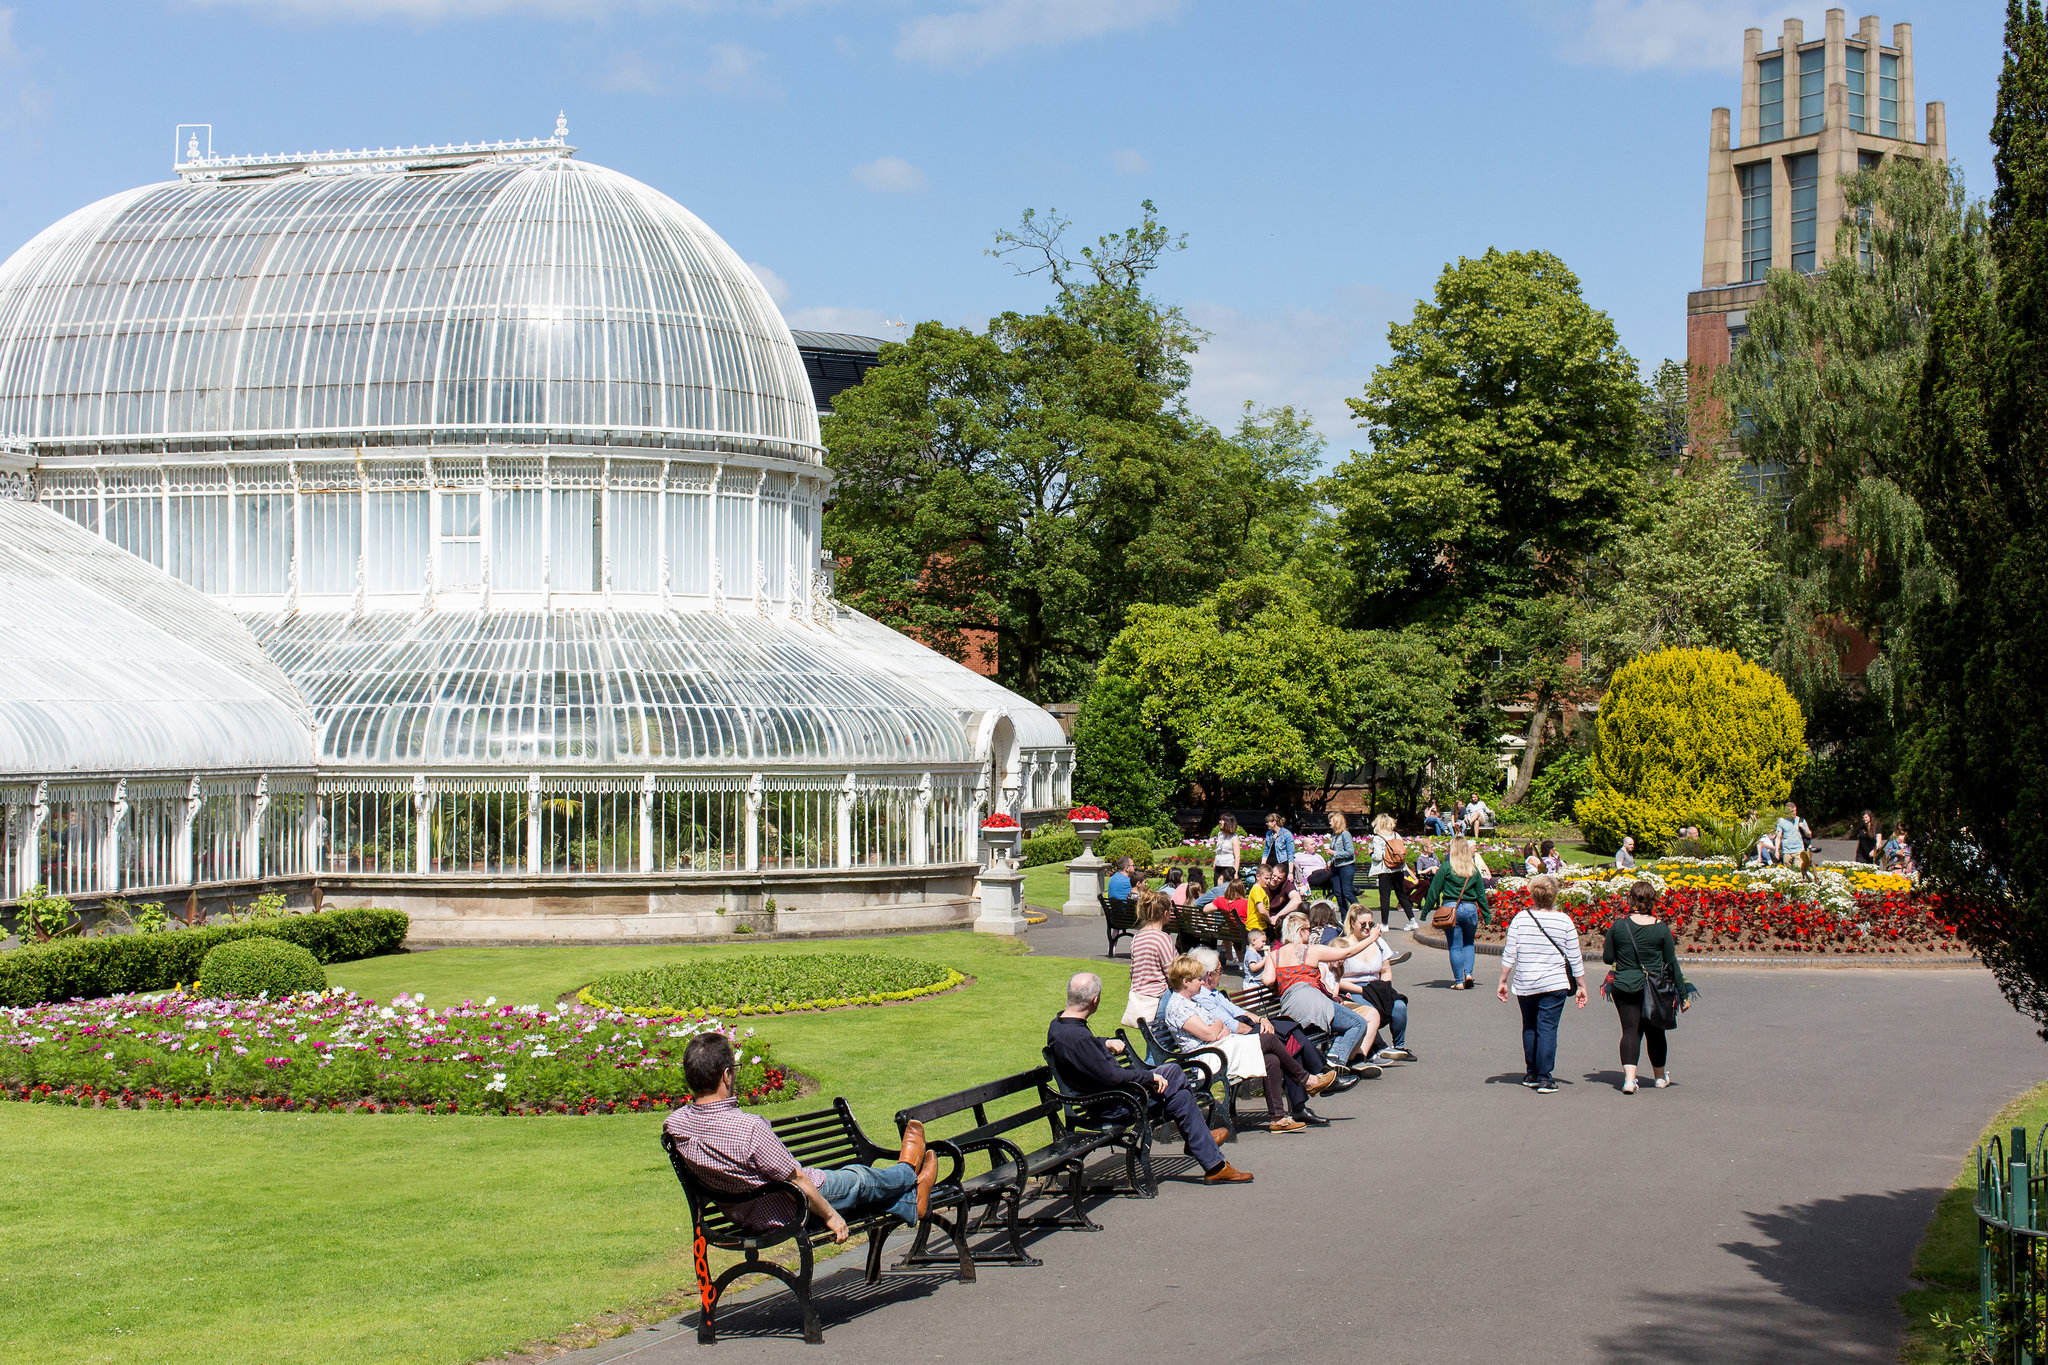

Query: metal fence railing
[1977,1125,2048,1363]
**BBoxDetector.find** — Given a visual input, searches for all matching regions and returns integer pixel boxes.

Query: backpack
[1384,834,1407,870]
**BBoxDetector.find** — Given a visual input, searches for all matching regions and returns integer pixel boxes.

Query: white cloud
[1183,287,1414,459]
[746,261,791,305]
[1110,148,1149,175]
[850,155,928,193]
[785,306,908,339]
[0,9,19,65]
[1555,0,1795,74]
[896,0,1184,72]
[600,50,667,95]
[702,42,771,94]
[189,0,818,21]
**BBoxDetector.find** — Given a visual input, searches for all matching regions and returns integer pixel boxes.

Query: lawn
[1900,1078,2048,1363]
[1,931,1126,1365]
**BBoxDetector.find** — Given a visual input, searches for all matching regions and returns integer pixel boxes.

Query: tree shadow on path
[1593,1188,1945,1364]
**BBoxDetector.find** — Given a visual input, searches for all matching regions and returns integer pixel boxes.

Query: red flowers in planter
[980,813,1020,829]
[1068,806,1110,822]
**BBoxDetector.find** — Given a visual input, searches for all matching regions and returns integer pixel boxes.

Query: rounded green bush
[1578,646,1807,856]
[198,937,327,999]
[1096,834,1156,868]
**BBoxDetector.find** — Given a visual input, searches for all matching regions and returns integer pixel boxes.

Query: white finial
[555,111,568,143]
[185,133,199,162]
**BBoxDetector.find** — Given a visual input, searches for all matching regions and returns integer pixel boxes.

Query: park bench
[660,1098,914,1346]
[1039,1037,1163,1198]
[1100,893,1138,958]
[1129,1017,1248,1134]
[1166,901,1248,955]
[1228,982,1365,1092]
[892,1066,1122,1274]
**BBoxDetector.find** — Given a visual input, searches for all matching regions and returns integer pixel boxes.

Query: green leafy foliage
[0,908,409,1007]
[1095,834,1157,868]
[11,885,75,943]
[1887,1,2048,1037]
[1524,749,1595,822]
[1577,647,1808,855]
[1072,674,1172,826]
[582,953,962,1016]
[1020,825,1082,866]
[197,938,327,999]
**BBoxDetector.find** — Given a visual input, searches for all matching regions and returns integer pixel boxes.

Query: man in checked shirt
[665,1033,938,1240]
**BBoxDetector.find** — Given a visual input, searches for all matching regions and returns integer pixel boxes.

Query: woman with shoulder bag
[1601,880,1690,1094]
[1495,874,1586,1094]
[1422,836,1490,989]
[1368,813,1416,931]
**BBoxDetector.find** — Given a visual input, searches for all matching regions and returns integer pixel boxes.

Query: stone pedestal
[1061,855,1105,917]
[973,863,1030,935]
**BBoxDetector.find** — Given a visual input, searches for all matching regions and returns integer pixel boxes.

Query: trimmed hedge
[1022,828,1082,866]
[198,938,327,999]
[0,908,408,1007]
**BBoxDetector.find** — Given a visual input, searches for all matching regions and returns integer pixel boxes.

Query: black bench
[1039,1040,1162,1198]
[1229,982,1366,1092]
[1167,901,1249,954]
[660,1098,910,1345]
[1100,894,1138,957]
[893,1066,1123,1273]
[1129,1017,1248,1135]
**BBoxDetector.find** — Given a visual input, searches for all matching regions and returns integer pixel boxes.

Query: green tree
[1585,460,1778,671]
[825,205,1303,702]
[1889,0,2048,1035]
[1070,675,1172,827]
[1326,247,1652,627]
[1350,630,1465,816]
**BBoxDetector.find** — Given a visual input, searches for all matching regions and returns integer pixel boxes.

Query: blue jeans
[1446,903,1479,982]
[1388,997,1407,1048]
[1329,1002,1369,1067]
[1332,862,1356,914]
[1518,990,1568,1084]
[1425,817,1447,836]
[814,1161,922,1226]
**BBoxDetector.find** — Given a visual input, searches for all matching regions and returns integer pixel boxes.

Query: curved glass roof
[249,609,973,767]
[835,610,1070,751]
[0,157,818,457]
[0,501,314,776]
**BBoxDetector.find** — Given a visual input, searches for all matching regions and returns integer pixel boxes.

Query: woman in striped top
[1495,874,1586,1094]
[1121,894,1177,1028]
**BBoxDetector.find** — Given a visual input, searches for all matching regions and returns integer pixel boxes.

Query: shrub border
[578,967,967,1019]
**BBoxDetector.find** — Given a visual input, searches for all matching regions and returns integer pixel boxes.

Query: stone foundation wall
[317,866,979,944]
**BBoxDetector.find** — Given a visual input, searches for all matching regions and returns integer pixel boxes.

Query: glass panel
[106,496,163,568]
[167,494,230,593]
[320,783,414,874]
[439,490,482,588]
[236,492,293,594]
[304,492,361,594]
[38,790,112,897]
[665,488,711,595]
[119,791,184,891]
[1798,47,1824,135]
[491,489,543,591]
[537,780,637,874]
[1846,45,1866,133]
[549,489,600,593]
[1741,163,1773,282]
[761,779,836,871]
[259,785,312,879]
[610,490,659,593]
[1879,52,1899,138]
[1788,153,1819,273]
[366,490,429,594]
[429,781,527,874]
[652,778,746,872]
[716,487,750,598]
[1757,55,1783,143]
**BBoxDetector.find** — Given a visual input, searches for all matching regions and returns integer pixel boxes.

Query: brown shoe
[1264,1116,1307,1134]
[914,1151,938,1220]
[898,1119,927,1169]
[1210,1126,1231,1148]
[1304,1070,1338,1096]
[1204,1161,1254,1183]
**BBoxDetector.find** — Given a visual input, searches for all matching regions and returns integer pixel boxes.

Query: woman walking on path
[1368,814,1416,930]
[1122,895,1176,1028]
[1423,836,1490,989]
[1602,880,1689,1093]
[1855,810,1882,865]
[1212,814,1242,889]
[1328,812,1357,916]
[1496,874,1586,1094]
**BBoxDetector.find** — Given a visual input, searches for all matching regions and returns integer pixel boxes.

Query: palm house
[0,122,1072,940]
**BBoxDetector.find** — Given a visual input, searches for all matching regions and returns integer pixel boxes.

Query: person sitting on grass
[665,1033,938,1241]
[1048,971,1253,1184]
[1161,955,1331,1134]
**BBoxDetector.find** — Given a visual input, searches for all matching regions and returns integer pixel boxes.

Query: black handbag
[1625,919,1680,1029]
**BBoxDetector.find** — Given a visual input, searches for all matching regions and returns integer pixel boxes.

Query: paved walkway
[565,915,2045,1364]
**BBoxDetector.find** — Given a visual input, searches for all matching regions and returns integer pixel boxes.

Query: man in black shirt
[1045,971,1253,1184]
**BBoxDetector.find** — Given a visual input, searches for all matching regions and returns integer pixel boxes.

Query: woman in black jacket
[1601,880,1689,1094]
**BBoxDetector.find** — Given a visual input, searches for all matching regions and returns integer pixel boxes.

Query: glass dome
[0,152,817,460]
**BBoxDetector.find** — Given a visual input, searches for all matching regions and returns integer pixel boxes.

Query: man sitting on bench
[1047,971,1254,1185]
[665,1034,938,1241]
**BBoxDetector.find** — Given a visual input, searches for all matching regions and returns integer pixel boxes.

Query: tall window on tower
[1741,163,1773,282]
[1879,52,1900,137]
[1798,47,1825,134]
[1788,153,1819,273]
[1846,46,1867,132]
[1757,55,1784,142]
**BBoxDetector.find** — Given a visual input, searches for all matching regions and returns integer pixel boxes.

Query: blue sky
[0,0,2007,454]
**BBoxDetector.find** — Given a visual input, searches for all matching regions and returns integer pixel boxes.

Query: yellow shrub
[1578,647,1806,855]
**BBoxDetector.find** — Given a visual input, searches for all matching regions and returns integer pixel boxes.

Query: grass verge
[1899,1078,2048,1363]
[1,932,1126,1365]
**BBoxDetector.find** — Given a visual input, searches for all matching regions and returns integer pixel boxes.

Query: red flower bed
[1481,887,1969,956]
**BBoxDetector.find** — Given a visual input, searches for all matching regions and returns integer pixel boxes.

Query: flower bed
[580,953,964,1018]
[0,991,790,1114]
[1480,882,1966,955]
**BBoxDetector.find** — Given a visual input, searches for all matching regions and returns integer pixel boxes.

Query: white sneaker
[1654,1072,1674,1088]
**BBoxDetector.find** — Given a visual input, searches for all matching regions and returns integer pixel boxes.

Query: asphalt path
[565,920,2046,1365]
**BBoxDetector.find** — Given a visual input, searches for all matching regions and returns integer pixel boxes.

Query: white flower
[485,1073,507,1092]
[484,997,496,1007]
[749,1055,761,1065]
